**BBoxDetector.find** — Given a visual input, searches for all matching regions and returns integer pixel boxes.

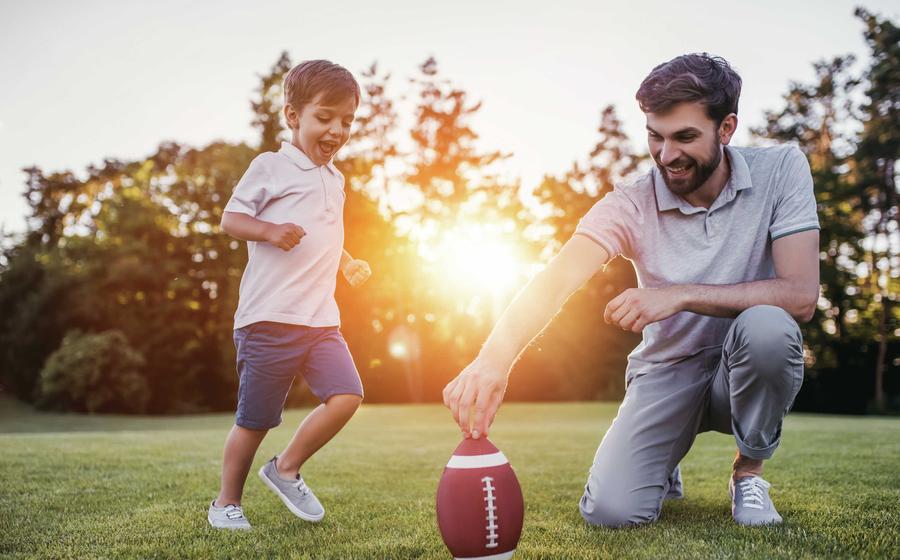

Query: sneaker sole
[207,514,252,530]
[258,467,325,522]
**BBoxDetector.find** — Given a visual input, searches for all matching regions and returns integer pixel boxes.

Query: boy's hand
[342,259,372,287]
[265,223,305,251]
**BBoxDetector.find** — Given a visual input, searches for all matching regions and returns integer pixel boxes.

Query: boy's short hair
[635,53,742,125]
[283,60,360,114]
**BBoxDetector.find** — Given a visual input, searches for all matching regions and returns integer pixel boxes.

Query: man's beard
[657,138,722,197]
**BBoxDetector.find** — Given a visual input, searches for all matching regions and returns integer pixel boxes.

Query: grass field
[1,397,898,559]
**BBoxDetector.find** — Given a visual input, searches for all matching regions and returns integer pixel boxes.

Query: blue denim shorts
[233,321,364,430]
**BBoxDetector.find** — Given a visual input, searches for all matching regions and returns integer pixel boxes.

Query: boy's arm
[340,248,353,269]
[220,211,305,251]
[443,234,610,438]
[340,248,372,287]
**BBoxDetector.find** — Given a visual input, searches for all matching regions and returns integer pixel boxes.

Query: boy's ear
[284,104,299,130]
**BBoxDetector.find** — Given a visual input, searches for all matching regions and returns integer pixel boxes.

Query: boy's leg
[276,327,363,476]
[216,425,268,506]
[214,322,304,504]
[275,394,362,477]
[579,351,717,528]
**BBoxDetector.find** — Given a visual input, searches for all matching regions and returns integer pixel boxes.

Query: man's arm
[679,230,819,321]
[442,234,610,438]
[605,230,820,332]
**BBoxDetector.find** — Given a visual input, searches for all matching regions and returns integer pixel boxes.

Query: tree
[853,8,899,412]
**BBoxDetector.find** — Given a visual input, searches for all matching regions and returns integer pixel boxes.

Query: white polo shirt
[575,145,819,375]
[225,142,346,329]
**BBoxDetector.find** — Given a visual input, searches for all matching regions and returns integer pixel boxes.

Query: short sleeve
[573,188,640,261]
[224,156,272,217]
[769,147,820,240]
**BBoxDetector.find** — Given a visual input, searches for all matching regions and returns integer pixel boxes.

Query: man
[442,53,819,527]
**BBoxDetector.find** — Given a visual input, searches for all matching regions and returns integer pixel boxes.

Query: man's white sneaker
[729,475,783,526]
[207,500,252,530]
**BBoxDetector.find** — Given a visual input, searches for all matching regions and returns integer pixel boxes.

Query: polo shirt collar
[653,145,752,213]
[279,141,339,175]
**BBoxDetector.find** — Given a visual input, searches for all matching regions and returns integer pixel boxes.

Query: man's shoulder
[732,144,802,172]
[610,169,656,207]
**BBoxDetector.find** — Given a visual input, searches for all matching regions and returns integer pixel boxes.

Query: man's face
[287,92,357,166]
[645,102,725,197]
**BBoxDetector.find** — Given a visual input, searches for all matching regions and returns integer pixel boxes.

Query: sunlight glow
[418,221,528,300]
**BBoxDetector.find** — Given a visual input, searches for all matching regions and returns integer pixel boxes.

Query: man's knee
[731,305,803,380]
[579,481,660,529]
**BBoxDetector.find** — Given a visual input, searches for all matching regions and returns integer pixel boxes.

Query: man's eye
[317,117,329,123]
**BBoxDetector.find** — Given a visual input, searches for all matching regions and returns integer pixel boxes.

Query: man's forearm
[677,279,818,323]
[477,270,573,373]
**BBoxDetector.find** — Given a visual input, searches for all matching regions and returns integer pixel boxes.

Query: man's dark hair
[283,59,360,114]
[635,53,742,124]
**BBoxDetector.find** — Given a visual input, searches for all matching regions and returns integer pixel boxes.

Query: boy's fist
[265,223,305,251]
[342,259,371,287]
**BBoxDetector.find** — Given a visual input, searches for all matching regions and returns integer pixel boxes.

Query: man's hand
[604,287,683,333]
[342,259,372,287]
[442,359,509,439]
[265,223,306,251]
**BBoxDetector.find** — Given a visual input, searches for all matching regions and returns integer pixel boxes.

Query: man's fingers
[472,386,495,439]
[442,378,458,408]
[604,294,624,324]
[457,382,478,436]
[609,301,632,328]
[619,308,642,331]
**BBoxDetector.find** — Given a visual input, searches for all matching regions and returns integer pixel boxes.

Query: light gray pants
[579,305,804,528]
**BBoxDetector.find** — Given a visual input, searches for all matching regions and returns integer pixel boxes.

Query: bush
[37,330,149,413]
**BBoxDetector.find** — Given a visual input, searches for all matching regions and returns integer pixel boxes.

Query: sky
[1,0,897,235]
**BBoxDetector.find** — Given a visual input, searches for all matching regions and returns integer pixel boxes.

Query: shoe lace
[738,477,770,510]
[223,504,246,520]
[293,477,310,497]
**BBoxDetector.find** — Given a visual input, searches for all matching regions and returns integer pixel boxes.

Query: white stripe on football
[446,451,509,469]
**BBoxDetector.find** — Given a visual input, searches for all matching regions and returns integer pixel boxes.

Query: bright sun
[418,221,529,300]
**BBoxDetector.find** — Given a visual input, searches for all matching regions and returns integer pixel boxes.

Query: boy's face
[644,101,736,197]
[285,92,357,166]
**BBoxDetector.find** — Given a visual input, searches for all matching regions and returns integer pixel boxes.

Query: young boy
[208,60,371,530]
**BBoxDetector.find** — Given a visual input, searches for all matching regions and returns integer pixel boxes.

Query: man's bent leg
[708,305,804,460]
[580,361,712,528]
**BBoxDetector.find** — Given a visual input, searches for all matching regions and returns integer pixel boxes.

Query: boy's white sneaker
[258,456,325,522]
[207,500,251,530]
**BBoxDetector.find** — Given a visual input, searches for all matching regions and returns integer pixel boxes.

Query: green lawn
[1,397,898,559]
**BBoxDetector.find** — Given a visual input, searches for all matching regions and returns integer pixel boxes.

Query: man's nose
[659,142,682,166]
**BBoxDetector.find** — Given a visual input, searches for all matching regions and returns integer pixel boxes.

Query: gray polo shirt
[575,144,819,374]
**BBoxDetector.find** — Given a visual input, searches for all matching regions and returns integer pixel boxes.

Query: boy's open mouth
[318,140,338,158]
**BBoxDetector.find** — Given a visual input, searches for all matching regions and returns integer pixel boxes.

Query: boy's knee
[326,393,362,412]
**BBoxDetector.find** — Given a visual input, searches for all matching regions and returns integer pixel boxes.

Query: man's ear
[719,113,738,145]
[284,104,299,130]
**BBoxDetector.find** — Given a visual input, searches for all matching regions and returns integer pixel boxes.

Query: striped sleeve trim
[771,223,820,241]
[574,230,617,263]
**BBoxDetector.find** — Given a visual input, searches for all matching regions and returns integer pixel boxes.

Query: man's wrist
[671,285,695,314]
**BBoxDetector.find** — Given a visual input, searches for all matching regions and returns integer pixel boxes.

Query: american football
[436,437,524,559]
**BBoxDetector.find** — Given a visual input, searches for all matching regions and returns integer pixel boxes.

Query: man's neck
[683,149,732,209]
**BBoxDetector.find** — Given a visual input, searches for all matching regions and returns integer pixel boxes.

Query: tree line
[0,8,895,414]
